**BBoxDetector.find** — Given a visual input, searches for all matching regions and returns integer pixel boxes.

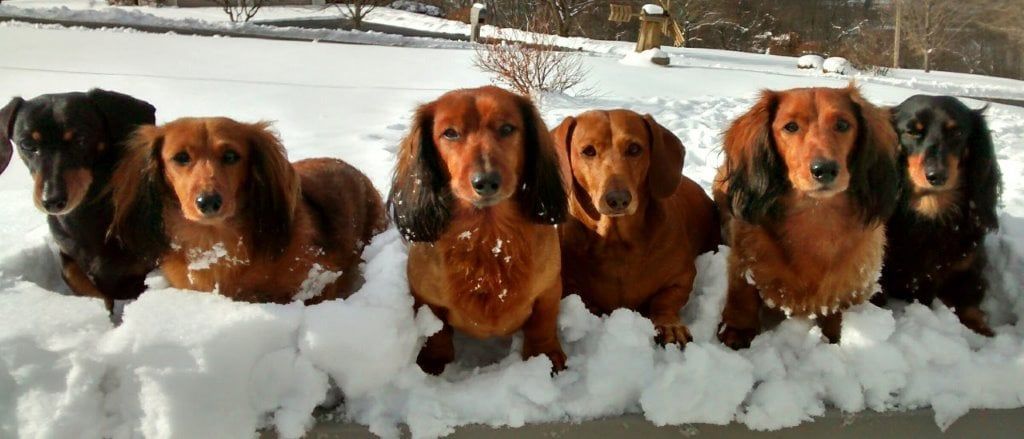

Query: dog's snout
[41,182,68,213]
[603,190,632,212]
[471,171,502,197]
[195,192,223,216]
[809,159,839,184]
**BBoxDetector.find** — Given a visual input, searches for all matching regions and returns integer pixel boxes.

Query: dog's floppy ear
[388,103,453,242]
[0,97,23,174]
[642,114,685,198]
[722,90,787,224]
[87,89,156,148]
[964,107,1002,230]
[847,87,900,225]
[246,121,300,258]
[515,95,568,225]
[550,116,576,190]
[108,124,168,259]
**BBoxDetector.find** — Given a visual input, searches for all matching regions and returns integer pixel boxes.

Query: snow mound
[620,48,670,67]
[797,54,824,70]
[823,56,855,75]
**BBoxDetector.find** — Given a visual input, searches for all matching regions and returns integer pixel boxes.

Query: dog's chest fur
[409,208,558,338]
[732,195,884,317]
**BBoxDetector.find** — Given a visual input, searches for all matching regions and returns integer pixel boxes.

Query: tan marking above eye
[31,131,42,141]
[915,122,924,131]
[63,130,74,142]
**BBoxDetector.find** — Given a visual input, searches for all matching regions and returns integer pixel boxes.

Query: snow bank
[620,48,670,67]
[797,54,824,70]
[823,56,855,75]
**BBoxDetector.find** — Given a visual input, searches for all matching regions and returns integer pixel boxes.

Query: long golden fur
[714,85,899,348]
[110,117,384,304]
[388,86,568,374]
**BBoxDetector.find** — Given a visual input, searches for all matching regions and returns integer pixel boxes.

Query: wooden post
[893,0,901,68]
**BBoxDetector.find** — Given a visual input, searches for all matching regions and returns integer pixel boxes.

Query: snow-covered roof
[641,4,665,15]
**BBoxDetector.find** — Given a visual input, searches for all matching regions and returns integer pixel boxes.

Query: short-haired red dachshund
[714,85,900,348]
[878,95,1002,336]
[110,117,385,304]
[553,109,720,345]
[388,86,569,374]
[0,89,157,311]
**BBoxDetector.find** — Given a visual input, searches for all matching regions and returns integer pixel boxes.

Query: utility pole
[893,0,901,68]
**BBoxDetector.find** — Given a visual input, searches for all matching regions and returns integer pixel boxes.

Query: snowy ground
[1,15,1024,439]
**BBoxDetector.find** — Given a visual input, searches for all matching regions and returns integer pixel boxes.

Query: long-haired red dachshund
[110,117,385,304]
[714,85,899,348]
[553,110,720,345]
[388,86,569,374]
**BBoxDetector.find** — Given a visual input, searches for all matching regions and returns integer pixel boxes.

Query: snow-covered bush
[823,56,854,75]
[797,54,824,70]
[390,0,443,17]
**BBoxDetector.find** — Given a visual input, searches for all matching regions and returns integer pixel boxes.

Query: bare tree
[331,0,391,31]
[473,30,590,96]
[218,0,268,23]
[900,0,976,72]
[543,0,599,37]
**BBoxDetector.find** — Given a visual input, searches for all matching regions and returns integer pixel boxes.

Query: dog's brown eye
[442,128,459,140]
[626,143,642,157]
[498,124,516,137]
[582,145,597,157]
[223,150,240,165]
[172,152,191,165]
[783,122,799,133]
[835,119,850,132]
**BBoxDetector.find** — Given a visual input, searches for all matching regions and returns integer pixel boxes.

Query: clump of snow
[823,56,855,75]
[641,4,665,15]
[797,54,824,70]
[620,48,670,67]
[389,1,443,18]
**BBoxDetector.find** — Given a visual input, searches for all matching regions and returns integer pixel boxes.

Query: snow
[641,4,665,15]
[823,56,854,75]
[0,12,1023,439]
[620,48,670,67]
[797,54,824,70]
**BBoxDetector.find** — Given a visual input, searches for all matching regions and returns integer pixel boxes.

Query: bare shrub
[329,0,391,30]
[473,31,590,97]
[217,0,268,23]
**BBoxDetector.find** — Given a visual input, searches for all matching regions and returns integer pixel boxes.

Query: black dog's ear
[847,87,900,225]
[387,103,453,242]
[0,97,23,174]
[722,90,787,225]
[86,89,156,147]
[108,124,168,259]
[642,114,685,199]
[515,96,568,225]
[246,122,300,258]
[965,107,1002,230]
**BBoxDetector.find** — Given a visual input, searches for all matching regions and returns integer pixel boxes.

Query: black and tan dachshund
[879,95,1003,336]
[0,89,158,310]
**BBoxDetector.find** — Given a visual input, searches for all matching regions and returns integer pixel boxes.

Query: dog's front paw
[523,343,566,373]
[717,323,758,350]
[958,306,995,337]
[653,319,693,346]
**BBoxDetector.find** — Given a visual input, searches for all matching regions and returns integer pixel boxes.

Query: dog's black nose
[196,193,223,215]
[471,171,502,197]
[810,159,839,184]
[604,190,633,212]
[41,194,68,213]
[925,169,948,187]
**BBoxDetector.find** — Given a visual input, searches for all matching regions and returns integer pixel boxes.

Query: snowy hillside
[1,15,1023,439]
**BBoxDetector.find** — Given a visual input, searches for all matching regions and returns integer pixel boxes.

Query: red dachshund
[553,110,720,345]
[714,86,899,348]
[388,86,569,374]
[110,117,384,304]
